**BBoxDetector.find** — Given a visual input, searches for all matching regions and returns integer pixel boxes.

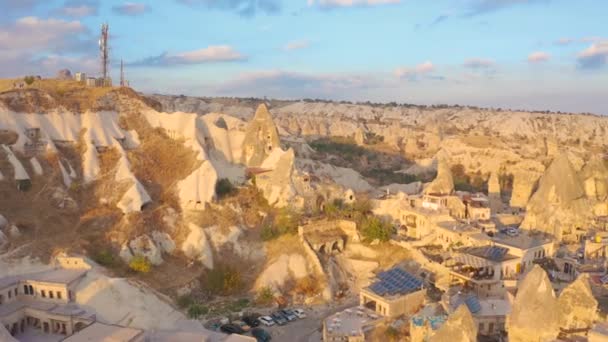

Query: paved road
[265,298,359,342]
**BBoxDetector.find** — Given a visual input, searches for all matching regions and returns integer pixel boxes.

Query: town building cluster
[0,256,255,342]
[322,152,608,341]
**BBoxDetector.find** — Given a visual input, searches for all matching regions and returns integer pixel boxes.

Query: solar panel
[464,295,482,314]
[370,267,423,296]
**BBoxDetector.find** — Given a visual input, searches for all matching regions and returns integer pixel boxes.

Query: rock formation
[509,169,542,208]
[256,148,298,207]
[488,171,502,213]
[558,274,598,330]
[429,305,477,342]
[424,155,454,195]
[508,265,560,342]
[521,153,591,240]
[354,128,365,146]
[241,104,281,167]
[581,156,608,201]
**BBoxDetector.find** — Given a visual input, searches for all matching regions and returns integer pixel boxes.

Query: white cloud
[577,41,608,69]
[394,61,435,79]
[61,4,97,17]
[284,39,310,51]
[129,45,246,66]
[528,51,550,63]
[174,46,244,63]
[463,58,495,69]
[112,2,149,16]
[308,0,400,8]
[0,16,87,52]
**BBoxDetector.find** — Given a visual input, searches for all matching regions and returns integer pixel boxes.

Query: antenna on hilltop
[120,59,125,87]
[99,23,109,82]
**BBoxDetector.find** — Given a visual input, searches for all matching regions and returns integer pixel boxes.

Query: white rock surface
[508,265,560,342]
[430,305,477,342]
[181,223,214,269]
[0,214,7,229]
[2,144,29,180]
[29,157,43,176]
[558,274,598,330]
[254,254,310,291]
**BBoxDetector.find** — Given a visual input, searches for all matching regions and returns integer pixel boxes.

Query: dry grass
[119,112,201,206]
[264,233,305,261]
[0,78,18,92]
[369,242,412,269]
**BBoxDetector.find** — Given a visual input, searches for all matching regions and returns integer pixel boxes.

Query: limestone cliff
[241,104,281,167]
[508,265,560,342]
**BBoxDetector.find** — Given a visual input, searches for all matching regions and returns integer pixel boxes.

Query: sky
[0,0,607,114]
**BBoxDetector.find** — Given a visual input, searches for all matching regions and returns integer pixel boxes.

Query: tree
[255,286,275,305]
[23,76,35,85]
[215,178,236,199]
[360,217,392,242]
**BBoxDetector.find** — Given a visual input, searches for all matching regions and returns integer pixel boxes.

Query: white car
[293,309,307,319]
[258,316,275,327]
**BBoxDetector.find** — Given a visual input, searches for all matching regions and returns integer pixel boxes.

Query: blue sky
[0,0,607,114]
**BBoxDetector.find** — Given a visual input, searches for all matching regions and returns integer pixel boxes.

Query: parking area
[206,298,359,342]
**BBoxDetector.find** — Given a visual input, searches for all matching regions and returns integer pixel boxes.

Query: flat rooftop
[0,299,95,320]
[62,322,143,342]
[436,221,479,233]
[492,231,553,250]
[24,269,87,285]
[324,307,383,337]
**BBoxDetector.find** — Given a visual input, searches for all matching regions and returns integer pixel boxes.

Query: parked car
[243,314,261,328]
[505,228,519,237]
[220,323,245,334]
[271,312,288,325]
[280,309,297,322]
[251,327,272,342]
[232,320,251,331]
[292,309,307,319]
[258,316,275,327]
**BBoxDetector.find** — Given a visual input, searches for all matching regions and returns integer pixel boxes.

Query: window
[49,291,54,299]
[23,285,29,295]
[479,322,485,332]
[41,290,46,298]
[0,294,4,304]
[14,288,17,296]
[57,292,62,300]
[8,291,11,299]
[28,285,33,295]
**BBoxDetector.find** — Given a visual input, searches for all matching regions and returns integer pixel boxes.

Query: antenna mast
[120,59,125,87]
[99,23,109,81]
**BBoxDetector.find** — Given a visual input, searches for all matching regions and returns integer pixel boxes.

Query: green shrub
[255,286,275,305]
[93,250,116,267]
[177,295,194,309]
[23,76,35,85]
[216,178,236,198]
[129,255,151,273]
[187,304,208,319]
[260,225,280,241]
[361,217,392,242]
[203,265,243,296]
[261,208,301,241]
[228,298,250,312]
